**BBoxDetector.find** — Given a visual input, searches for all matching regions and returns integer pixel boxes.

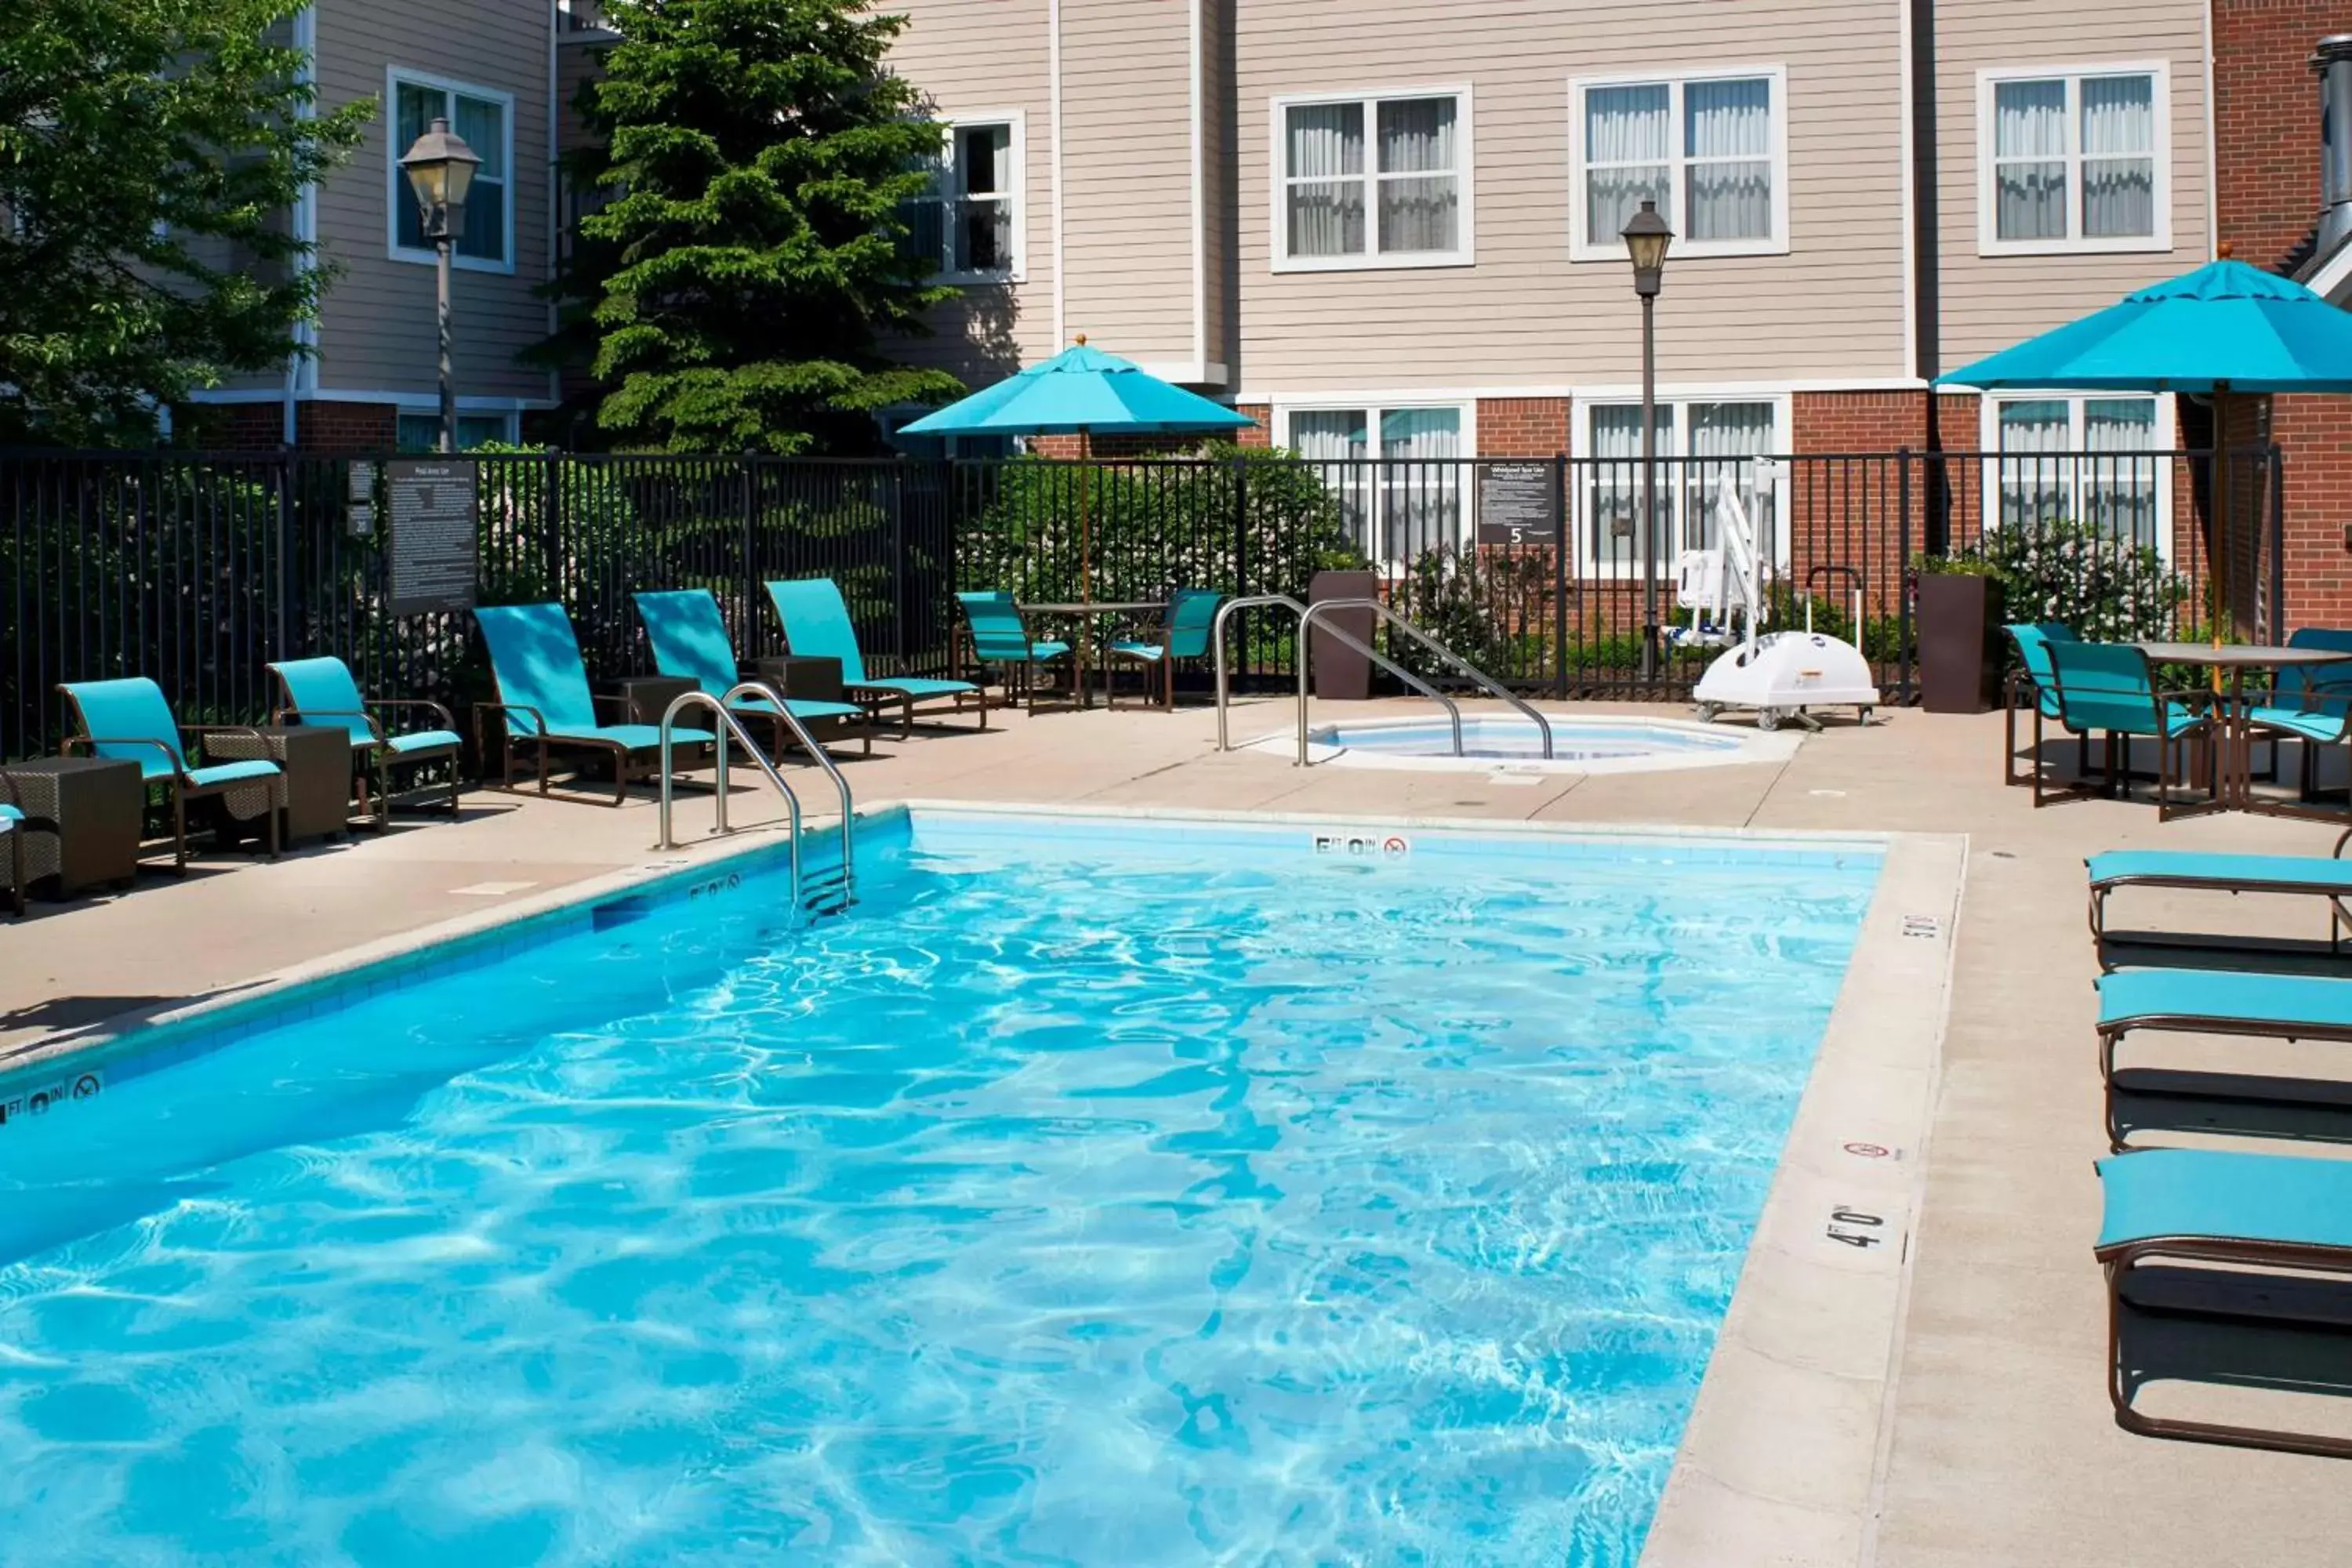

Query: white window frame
[1975,62,2171,256]
[1568,65,1789,262]
[1570,392,1791,578]
[386,67,517,275]
[394,407,520,450]
[1272,397,1478,568]
[1269,86,1476,273]
[920,111,1025,285]
[1977,390,2174,558]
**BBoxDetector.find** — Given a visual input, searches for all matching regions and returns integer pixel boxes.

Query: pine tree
[575,0,964,453]
[0,0,369,445]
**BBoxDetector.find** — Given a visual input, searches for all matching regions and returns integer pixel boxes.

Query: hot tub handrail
[656,690,804,907]
[1213,594,1468,763]
[1312,599,1555,760]
[1294,601,1465,765]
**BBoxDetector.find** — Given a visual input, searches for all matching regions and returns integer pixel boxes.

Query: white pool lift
[1686,459,1879,732]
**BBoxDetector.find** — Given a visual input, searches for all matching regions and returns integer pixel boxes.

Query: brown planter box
[1308,569,1381,700]
[1918,573,2006,713]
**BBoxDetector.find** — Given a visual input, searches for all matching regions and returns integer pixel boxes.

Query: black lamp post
[1620,198,1674,681]
[397,118,482,454]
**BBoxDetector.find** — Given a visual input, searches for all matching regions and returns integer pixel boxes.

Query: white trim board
[1232,377,1929,405]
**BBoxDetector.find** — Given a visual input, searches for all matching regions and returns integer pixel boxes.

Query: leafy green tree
[572,0,965,454]
[0,0,368,445]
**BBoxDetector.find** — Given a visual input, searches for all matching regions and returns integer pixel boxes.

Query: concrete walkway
[5,697,2350,1564]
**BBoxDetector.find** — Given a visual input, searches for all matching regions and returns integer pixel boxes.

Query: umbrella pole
[1080,426,1092,705]
[2210,390,2228,695]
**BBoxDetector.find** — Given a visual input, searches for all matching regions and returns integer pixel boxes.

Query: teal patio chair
[2002,621,2084,789]
[0,797,22,917]
[2038,640,2210,815]
[1108,589,1225,710]
[632,589,873,758]
[267,656,461,826]
[2247,626,2352,801]
[955,591,1073,713]
[2096,1146,2352,1457]
[473,603,717,806]
[56,677,281,871]
[764,579,987,736]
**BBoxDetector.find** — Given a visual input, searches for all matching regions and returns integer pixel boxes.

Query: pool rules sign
[385,459,479,615]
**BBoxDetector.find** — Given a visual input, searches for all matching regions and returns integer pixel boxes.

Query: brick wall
[1234,405,1271,448]
[2212,0,2349,268]
[1475,397,1570,457]
[296,401,399,456]
[174,401,289,452]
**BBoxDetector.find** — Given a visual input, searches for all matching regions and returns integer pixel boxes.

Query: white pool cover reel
[1692,630,1879,731]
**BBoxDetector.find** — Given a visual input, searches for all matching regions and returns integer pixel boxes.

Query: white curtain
[1996,399,2071,528]
[1292,409,1371,551]
[1685,79,1772,241]
[1585,85,1671,244]
[1287,103,1365,257]
[1380,408,1462,562]
[2084,396,2159,547]
[1683,402,1774,550]
[1993,80,2067,241]
[1376,98,1457,253]
[2082,76,2155,239]
[1588,405,1676,568]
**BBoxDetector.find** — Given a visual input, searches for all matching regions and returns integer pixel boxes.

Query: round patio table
[2133,642,2352,817]
[1018,601,1165,707]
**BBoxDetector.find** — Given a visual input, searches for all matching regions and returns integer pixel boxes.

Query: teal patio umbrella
[899,338,1253,613]
[1940,255,2352,652]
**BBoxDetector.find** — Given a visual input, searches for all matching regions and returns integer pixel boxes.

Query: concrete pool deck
[6,695,2352,1565]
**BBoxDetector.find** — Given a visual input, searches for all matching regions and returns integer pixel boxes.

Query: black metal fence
[2,445,2282,760]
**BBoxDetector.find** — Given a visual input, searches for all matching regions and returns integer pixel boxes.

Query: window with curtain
[1985,70,2159,249]
[1584,401,1779,570]
[397,412,514,452]
[906,118,1019,280]
[1279,93,1465,266]
[1577,72,1780,256]
[391,75,510,266]
[1994,394,2161,548]
[1283,405,1465,563]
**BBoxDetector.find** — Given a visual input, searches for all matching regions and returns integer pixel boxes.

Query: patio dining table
[2134,641,2352,817]
[1018,601,1166,707]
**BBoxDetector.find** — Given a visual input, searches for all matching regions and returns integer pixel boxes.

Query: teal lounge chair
[473,603,717,806]
[2003,621,2083,789]
[764,579,986,736]
[1109,589,1225,710]
[56,677,281,871]
[2039,640,2211,815]
[632,589,873,758]
[267,656,462,826]
[955,591,1072,713]
[2096,1146,2352,1457]
[2095,967,2352,1149]
[2247,627,2352,802]
[2088,847,2352,970]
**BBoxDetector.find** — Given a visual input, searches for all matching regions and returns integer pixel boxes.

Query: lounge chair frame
[2096,979,2352,1151]
[2089,829,2352,971]
[471,695,704,809]
[2097,1231,2352,1459]
[767,579,990,738]
[267,675,460,827]
[56,687,281,873]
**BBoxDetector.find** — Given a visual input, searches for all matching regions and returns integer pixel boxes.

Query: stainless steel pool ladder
[1210,594,1554,764]
[655,683,857,914]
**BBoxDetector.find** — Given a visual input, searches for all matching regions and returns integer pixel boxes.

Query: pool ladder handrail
[1301,599,1554,764]
[1210,593,1554,764]
[1212,593,1461,760]
[654,685,857,912]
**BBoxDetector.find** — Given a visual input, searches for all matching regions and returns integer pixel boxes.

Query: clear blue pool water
[1312,717,1748,763]
[0,815,1876,1566]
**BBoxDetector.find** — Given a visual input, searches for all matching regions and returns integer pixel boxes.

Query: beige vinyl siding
[1234,0,1910,393]
[886,0,1057,386]
[310,0,552,404]
[1058,0,1198,369]
[1935,0,2208,371]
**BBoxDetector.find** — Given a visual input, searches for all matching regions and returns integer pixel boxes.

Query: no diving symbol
[1843,1141,1890,1159]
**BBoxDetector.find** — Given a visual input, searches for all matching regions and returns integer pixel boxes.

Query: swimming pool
[0,809,1880,1565]
[1256,714,1801,773]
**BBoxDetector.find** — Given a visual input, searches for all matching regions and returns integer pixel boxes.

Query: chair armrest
[274,706,386,746]
[474,701,550,738]
[63,734,185,782]
[179,723,269,768]
[369,697,459,733]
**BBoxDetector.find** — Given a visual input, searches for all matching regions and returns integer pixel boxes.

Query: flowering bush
[1931,517,2192,644]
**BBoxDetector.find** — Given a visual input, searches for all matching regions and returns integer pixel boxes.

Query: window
[397,412,515,452]
[906,115,1023,282]
[1274,89,1472,269]
[1979,67,2165,252]
[1581,399,1781,573]
[1280,402,1470,564]
[1989,394,2163,550]
[388,71,513,270]
[1573,69,1785,259]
